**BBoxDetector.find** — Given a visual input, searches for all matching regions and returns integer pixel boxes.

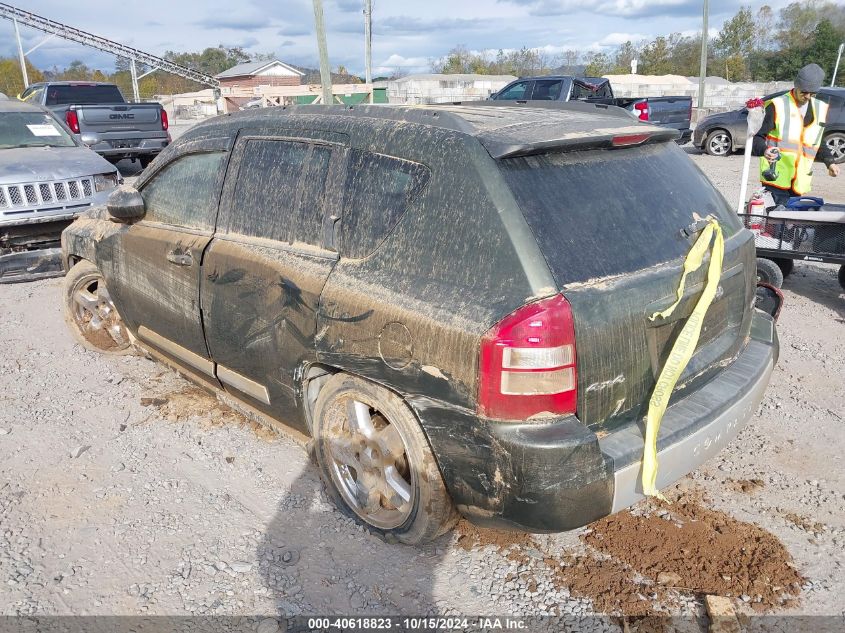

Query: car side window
[21,86,44,103]
[226,139,315,242]
[339,150,429,259]
[531,80,563,101]
[292,145,332,246]
[496,81,531,100]
[140,152,226,231]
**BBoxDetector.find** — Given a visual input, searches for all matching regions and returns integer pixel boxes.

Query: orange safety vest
[759,91,828,195]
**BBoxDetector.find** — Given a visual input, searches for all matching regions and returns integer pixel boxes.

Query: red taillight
[612,133,651,147]
[65,110,80,134]
[634,102,649,121]
[161,109,169,131]
[478,295,577,420]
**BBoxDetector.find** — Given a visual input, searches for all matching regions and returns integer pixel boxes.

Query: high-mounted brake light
[65,110,80,134]
[612,133,651,147]
[634,101,649,121]
[478,295,577,420]
[161,109,169,131]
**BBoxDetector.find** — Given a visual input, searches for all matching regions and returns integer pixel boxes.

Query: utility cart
[739,196,845,290]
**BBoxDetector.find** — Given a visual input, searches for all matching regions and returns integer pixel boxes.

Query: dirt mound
[453,493,803,616]
[141,386,278,441]
[454,519,536,551]
[576,496,803,613]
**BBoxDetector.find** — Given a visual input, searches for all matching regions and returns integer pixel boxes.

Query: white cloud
[597,33,648,46]
[375,54,431,74]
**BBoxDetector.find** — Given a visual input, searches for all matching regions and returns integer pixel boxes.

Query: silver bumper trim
[606,341,775,513]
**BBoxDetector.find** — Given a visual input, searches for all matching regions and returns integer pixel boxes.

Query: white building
[387,74,517,104]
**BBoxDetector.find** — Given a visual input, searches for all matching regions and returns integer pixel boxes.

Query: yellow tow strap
[642,215,724,500]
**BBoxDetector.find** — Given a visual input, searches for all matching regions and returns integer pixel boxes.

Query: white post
[13,18,29,89]
[697,0,709,110]
[832,43,844,88]
[738,105,766,213]
[364,0,373,103]
[130,57,140,102]
[312,0,334,106]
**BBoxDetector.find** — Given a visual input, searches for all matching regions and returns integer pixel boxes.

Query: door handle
[166,250,193,266]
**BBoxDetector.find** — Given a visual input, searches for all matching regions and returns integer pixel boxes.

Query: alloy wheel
[324,397,415,530]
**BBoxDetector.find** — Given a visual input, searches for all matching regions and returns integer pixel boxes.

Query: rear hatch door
[498,141,755,429]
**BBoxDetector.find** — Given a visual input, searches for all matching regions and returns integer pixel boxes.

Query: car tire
[705,129,733,156]
[772,257,794,278]
[63,260,133,355]
[756,257,784,289]
[823,132,845,164]
[312,373,459,544]
[839,265,845,291]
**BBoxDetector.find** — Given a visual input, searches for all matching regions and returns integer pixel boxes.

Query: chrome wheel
[323,397,414,530]
[706,130,732,156]
[71,275,130,351]
[824,133,845,164]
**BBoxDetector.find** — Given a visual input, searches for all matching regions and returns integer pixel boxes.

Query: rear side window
[141,152,225,230]
[227,139,331,246]
[44,84,124,106]
[531,80,563,101]
[498,142,742,285]
[339,150,429,259]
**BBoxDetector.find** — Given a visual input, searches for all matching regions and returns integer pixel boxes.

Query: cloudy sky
[4,0,793,77]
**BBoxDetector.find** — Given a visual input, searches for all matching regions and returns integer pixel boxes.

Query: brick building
[216,60,305,111]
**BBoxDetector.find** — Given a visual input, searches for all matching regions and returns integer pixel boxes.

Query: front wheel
[756,257,784,289]
[705,129,733,156]
[312,374,458,544]
[63,261,132,354]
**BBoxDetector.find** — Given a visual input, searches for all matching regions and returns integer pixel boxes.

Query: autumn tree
[0,58,44,96]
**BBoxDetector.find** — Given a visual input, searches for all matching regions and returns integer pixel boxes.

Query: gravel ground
[1,137,844,630]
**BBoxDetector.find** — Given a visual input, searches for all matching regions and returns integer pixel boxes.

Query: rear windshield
[498,142,741,285]
[45,85,124,106]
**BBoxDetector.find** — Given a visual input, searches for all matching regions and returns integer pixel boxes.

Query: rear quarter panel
[316,123,542,410]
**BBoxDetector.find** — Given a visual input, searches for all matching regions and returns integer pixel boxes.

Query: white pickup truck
[19,82,171,168]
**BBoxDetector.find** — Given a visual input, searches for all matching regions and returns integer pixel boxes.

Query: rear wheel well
[303,364,339,433]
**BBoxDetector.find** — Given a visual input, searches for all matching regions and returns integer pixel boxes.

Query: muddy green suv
[61,103,778,543]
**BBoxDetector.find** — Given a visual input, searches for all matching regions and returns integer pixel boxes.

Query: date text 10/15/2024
[305,617,528,630]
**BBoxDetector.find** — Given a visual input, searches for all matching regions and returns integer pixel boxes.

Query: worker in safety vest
[752,63,839,206]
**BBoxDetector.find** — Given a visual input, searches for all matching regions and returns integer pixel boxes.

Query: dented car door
[201,133,346,430]
[103,138,230,379]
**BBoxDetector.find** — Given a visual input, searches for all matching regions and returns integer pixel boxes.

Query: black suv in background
[61,103,778,543]
[694,87,845,158]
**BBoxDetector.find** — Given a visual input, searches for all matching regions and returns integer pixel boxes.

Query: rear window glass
[339,150,429,259]
[498,142,742,285]
[45,85,124,106]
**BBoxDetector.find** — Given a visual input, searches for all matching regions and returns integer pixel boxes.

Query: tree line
[1,1,843,100]
[432,1,845,83]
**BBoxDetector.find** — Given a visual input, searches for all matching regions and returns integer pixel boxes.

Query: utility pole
[364,0,372,85]
[312,0,334,105]
[833,43,844,87]
[698,0,709,111]
[13,17,29,89]
[130,57,140,102]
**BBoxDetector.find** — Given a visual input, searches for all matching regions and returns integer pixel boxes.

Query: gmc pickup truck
[19,82,170,167]
[490,75,693,144]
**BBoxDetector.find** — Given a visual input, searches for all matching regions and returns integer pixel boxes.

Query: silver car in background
[0,97,120,282]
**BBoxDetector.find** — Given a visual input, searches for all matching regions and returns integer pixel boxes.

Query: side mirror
[107,185,145,222]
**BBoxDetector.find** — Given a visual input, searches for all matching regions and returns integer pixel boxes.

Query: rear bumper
[675,128,693,144]
[0,247,63,283]
[414,310,777,532]
[81,134,169,159]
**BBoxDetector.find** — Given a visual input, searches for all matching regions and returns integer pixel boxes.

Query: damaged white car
[0,96,120,282]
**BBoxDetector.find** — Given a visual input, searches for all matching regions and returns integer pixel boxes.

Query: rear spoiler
[447,100,680,158]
